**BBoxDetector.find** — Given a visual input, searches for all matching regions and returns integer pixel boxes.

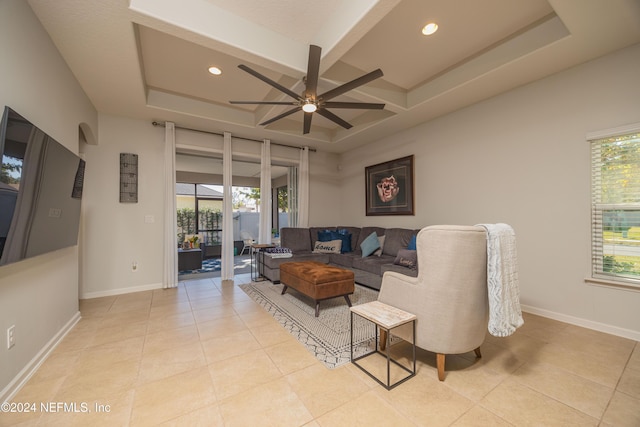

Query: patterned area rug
[179,255,251,276]
[240,281,382,368]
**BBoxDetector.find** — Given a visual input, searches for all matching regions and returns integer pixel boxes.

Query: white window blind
[591,131,640,286]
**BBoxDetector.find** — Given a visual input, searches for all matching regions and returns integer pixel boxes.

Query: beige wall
[0,0,98,399]
[81,114,165,297]
[338,43,640,339]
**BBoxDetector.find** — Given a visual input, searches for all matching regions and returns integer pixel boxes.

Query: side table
[250,243,275,281]
[178,248,202,271]
[350,300,416,390]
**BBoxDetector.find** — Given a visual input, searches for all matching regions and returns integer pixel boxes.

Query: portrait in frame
[365,155,414,216]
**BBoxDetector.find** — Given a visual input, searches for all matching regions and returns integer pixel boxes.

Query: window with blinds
[591,131,640,286]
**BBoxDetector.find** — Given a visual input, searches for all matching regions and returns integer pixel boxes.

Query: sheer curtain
[297,146,310,228]
[163,122,178,289]
[221,132,234,280]
[259,139,272,244]
[287,166,298,228]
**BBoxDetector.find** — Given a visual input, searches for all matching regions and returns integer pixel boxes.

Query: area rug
[240,281,382,368]
[179,255,251,276]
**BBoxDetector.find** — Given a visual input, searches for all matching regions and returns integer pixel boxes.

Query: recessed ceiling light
[421,22,438,36]
[208,66,222,75]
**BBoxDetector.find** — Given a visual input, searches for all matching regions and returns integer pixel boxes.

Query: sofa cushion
[394,249,418,270]
[382,228,417,257]
[280,227,312,253]
[329,252,358,268]
[360,231,381,257]
[352,254,395,275]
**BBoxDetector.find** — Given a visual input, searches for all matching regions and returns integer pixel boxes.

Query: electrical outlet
[7,325,15,349]
[132,261,138,272]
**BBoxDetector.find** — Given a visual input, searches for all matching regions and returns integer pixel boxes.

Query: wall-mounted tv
[0,107,85,266]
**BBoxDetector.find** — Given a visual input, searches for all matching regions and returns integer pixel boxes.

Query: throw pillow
[394,249,418,270]
[317,229,335,242]
[318,230,352,253]
[313,239,342,254]
[336,229,353,253]
[408,235,417,250]
[360,231,381,257]
[373,235,386,256]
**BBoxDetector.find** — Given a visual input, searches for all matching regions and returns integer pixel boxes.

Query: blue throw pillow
[336,229,352,253]
[317,229,334,242]
[318,229,351,253]
[408,235,417,250]
[360,231,381,257]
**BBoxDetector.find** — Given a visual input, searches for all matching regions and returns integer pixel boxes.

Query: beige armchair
[378,225,488,381]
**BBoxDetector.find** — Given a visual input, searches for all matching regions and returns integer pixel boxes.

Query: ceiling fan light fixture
[302,101,317,113]
[208,66,222,75]
[421,22,438,36]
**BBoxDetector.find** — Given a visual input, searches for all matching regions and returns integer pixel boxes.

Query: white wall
[339,43,640,339]
[0,0,97,398]
[81,114,165,298]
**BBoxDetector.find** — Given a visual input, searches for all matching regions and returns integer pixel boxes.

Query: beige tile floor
[3,274,639,426]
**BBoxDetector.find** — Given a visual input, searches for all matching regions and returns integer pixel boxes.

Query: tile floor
[2,274,639,426]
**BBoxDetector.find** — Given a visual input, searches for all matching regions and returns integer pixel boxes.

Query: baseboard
[0,311,81,404]
[80,282,164,299]
[521,304,640,341]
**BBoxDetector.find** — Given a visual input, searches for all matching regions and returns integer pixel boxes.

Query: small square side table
[350,300,416,390]
[250,243,275,281]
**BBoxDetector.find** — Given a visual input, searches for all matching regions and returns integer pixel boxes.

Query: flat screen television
[0,106,85,266]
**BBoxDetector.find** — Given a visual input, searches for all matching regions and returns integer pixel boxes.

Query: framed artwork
[365,155,415,216]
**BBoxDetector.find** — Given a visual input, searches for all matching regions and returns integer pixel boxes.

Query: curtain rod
[152,121,316,153]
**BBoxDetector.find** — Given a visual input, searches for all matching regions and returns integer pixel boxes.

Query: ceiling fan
[230,45,385,134]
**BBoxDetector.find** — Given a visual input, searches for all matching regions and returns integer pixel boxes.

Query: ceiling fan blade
[316,109,352,130]
[305,45,321,99]
[238,64,301,100]
[323,102,385,109]
[319,69,384,101]
[303,112,313,134]
[259,106,302,126]
[230,101,297,105]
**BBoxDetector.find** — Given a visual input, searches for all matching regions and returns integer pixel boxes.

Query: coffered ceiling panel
[28,0,640,153]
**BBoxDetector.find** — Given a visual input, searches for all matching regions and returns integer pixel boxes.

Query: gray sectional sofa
[259,226,419,290]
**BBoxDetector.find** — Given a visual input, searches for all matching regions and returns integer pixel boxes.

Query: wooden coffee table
[279,261,355,317]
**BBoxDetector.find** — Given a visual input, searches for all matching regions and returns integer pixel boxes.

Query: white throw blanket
[477,223,524,337]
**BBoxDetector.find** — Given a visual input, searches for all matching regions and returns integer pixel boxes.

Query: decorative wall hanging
[119,153,138,203]
[365,155,414,216]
